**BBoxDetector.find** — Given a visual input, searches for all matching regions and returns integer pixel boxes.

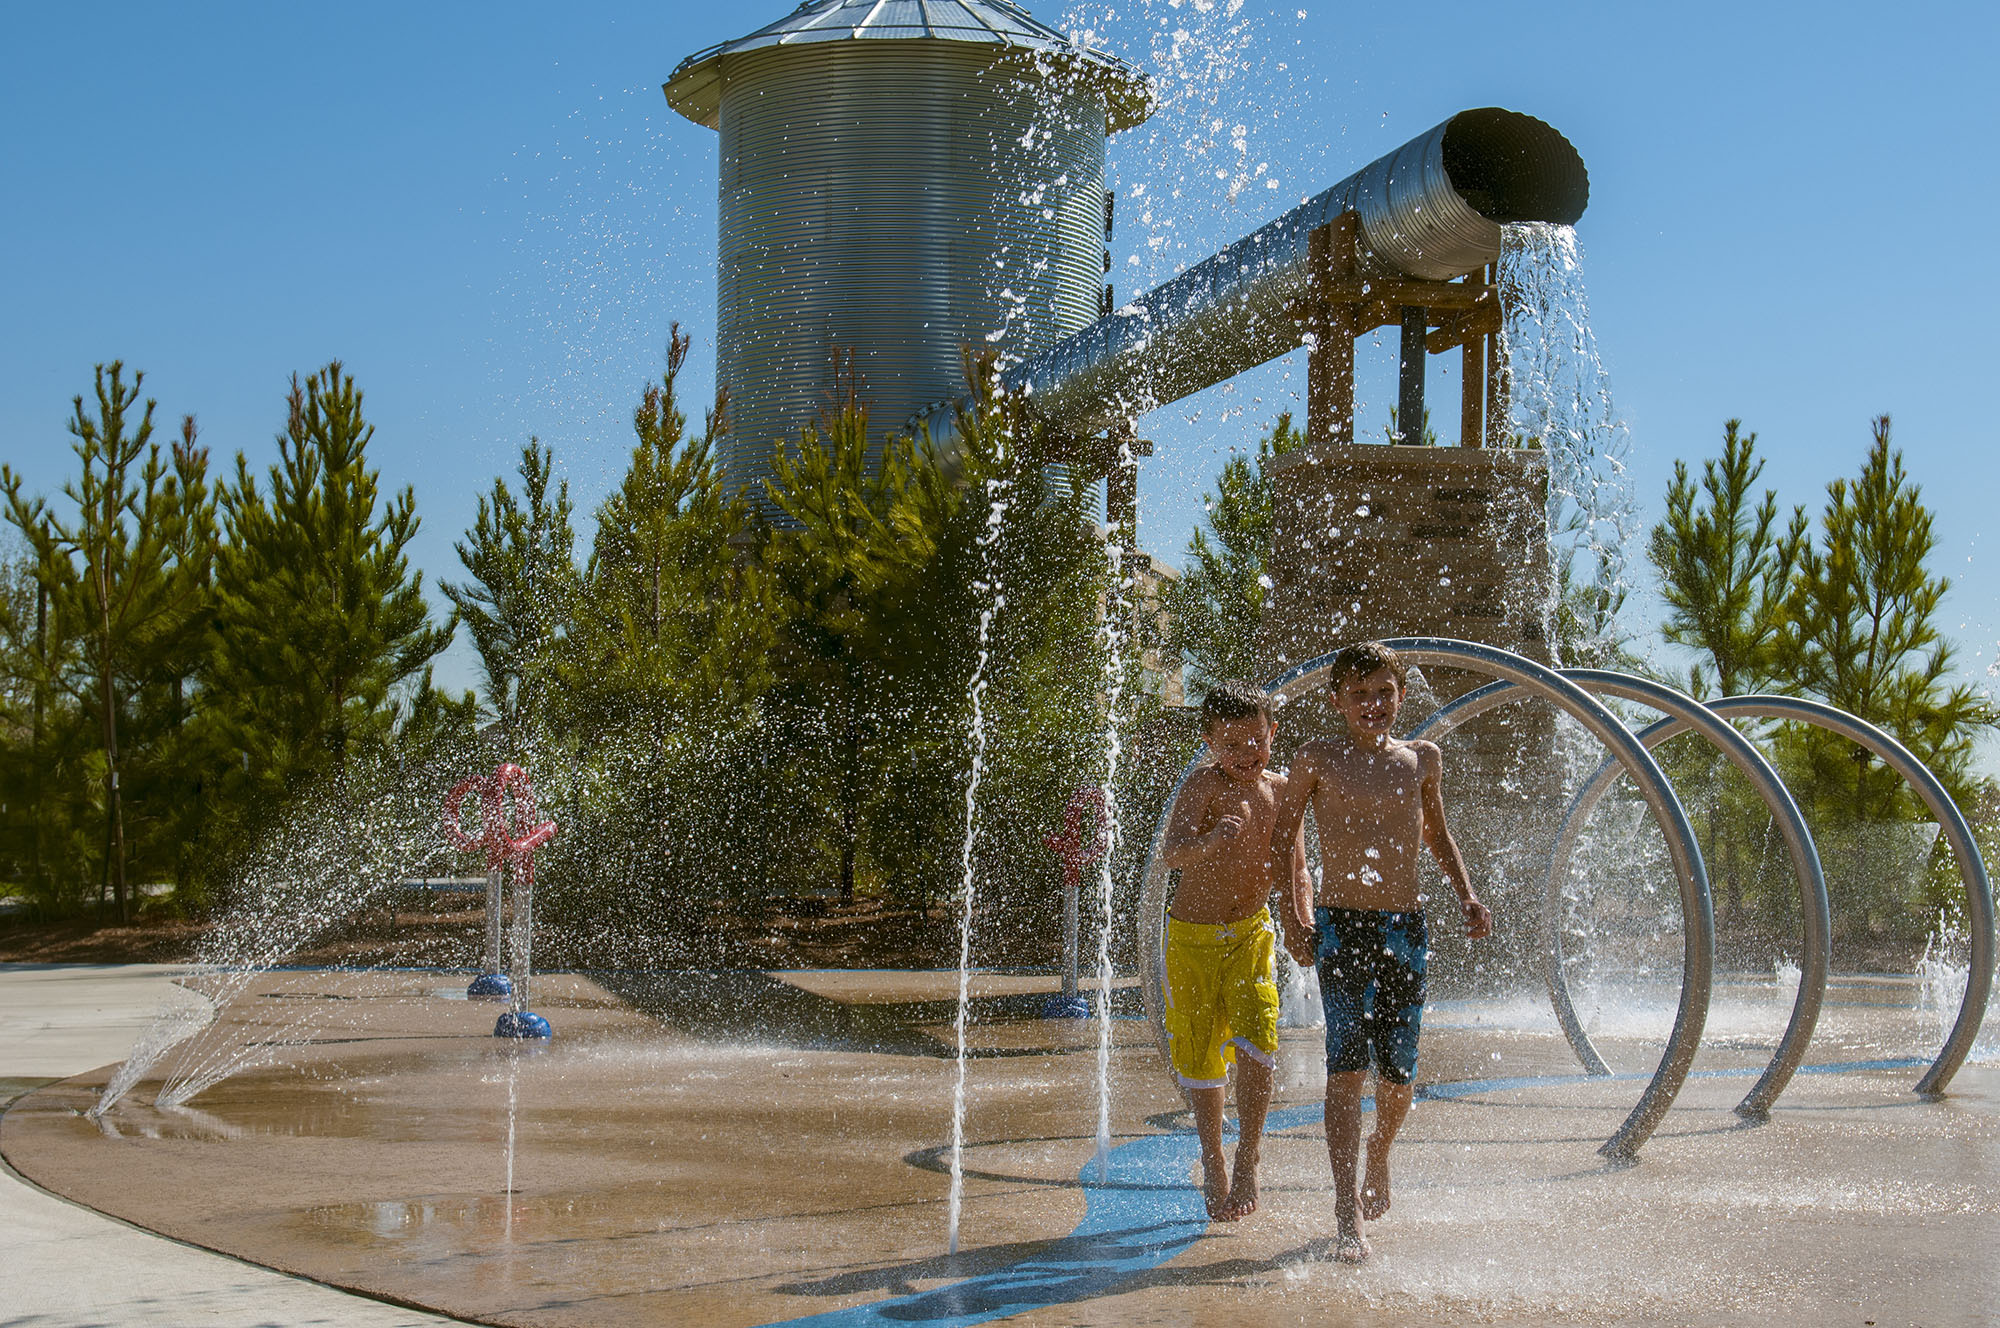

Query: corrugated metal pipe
[993,107,1587,438]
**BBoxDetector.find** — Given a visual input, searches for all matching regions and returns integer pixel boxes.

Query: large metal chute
[999,107,1587,439]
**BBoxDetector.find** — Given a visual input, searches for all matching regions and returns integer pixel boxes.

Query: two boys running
[1158,641,1492,1261]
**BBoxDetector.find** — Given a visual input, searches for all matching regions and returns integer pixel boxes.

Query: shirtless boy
[1158,679,1314,1221]
[1269,641,1492,1263]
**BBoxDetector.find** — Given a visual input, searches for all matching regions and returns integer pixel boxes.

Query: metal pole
[1426,672,1832,1117]
[508,862,533,1016]
[485,867,505,977]
[1397,307,1427,443]
[1704,696,1995,1099]
[1062,871,1081,1001]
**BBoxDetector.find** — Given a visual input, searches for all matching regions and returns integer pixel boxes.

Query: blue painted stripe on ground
[749,1054,1930,1327]
[747,1133,1209,1328]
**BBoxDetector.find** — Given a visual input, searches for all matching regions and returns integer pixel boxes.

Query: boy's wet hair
[1199,679,1274,729]
[1327,640,1408,692]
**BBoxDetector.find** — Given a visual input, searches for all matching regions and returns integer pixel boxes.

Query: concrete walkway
[0,963,466,1327]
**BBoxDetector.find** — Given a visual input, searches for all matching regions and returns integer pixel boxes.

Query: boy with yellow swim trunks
[1158,680,1315,1221]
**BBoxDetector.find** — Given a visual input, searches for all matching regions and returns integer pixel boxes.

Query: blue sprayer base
[467,973,513,1000]
[1042,993,1092,1019]
[495,1011,552,1039]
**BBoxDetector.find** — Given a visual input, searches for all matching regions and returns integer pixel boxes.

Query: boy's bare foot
[1202,1156,1235,1221]
[1359,1138,1392,1219]
[1223,1167,1259,1218]
[1333,1229,1372,1263]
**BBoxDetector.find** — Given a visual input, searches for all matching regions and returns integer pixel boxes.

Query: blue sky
[4,1,1996,755]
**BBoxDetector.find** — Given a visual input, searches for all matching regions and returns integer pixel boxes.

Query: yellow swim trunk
[1163,906,1280,1089]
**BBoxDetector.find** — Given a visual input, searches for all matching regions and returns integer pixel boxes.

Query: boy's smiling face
[1333,667,1403,741]
[1203,714,1276,783]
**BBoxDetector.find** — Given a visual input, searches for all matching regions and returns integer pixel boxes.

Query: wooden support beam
[1426,302,1504,355]
[1289,215,1503,447]
[1106,457,1137,537]
[1041,430,1154,472]
[1397,307,1427,443]
[1461,334,1485,448]
[1302,215,1360,447]
[1312,276,1492,310]
[1484,262,1514,447]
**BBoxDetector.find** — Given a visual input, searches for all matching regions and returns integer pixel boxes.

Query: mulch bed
[0,893,973,971]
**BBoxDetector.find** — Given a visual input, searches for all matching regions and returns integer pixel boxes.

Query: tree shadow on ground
[593,969,1136,1059]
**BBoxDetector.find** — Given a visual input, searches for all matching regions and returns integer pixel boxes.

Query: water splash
[1914,914,1998,1062]
[947,464,1013,1256]
[504,1048,521,1242]
[1498,221,1637,664]
[92,758,468,1116]
[90,981,214,1118]
[1090,448,1137,1181]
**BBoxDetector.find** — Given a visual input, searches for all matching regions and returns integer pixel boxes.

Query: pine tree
[0,535,80,909]
[1162,414,1304,695]
[549,329,772,944]
[442,440,579,762]
[2,365,212,920]
[574,328,764,740]
[1780,416,1994,822]
[206,362,452,851]
[762,365,960,901]
[1647,420,1803,698]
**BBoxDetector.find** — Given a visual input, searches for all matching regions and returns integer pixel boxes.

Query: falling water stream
[1091,443,1138,1179]
[504,1051,520,1242]
[948,466,1013,1256]
[1497,220,1637,652]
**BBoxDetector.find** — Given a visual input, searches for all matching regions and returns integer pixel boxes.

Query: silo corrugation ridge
[715,40,1106,500]
[1004,108,1586,436]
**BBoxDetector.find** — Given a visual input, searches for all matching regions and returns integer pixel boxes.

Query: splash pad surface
[4,967,1996,1327]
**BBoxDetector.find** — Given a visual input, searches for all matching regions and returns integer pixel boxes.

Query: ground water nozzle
[1044,785,1109,1019]
[443,764,558,1036]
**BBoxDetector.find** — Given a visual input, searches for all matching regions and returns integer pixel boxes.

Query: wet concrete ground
[0,963,463,1327]
[2,966,1994,1327]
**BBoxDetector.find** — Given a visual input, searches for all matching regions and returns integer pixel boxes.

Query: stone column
[1260,442,1560,991]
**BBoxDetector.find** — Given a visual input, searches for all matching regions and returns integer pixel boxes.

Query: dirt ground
[0,893,965,970]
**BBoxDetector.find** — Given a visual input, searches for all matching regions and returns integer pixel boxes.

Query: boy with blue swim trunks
[1158,680,1315,1221]
[1269,642,1493,1263]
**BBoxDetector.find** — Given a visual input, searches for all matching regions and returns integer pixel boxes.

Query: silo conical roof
[665,0,1152,132]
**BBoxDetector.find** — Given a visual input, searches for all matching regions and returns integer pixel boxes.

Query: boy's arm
[1158,771,1233,871]
[1280,821,1317,965]
[1417,742,1492,939]
[1269,758,1320,964]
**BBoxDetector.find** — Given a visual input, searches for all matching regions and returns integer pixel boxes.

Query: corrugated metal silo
[665,0,1152,504]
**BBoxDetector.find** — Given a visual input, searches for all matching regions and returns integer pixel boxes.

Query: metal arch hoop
[1682,696,1989,1098]
[1137,638,1715,1159]
[1417,671,1834,1118]
[1423,685,1996,1102]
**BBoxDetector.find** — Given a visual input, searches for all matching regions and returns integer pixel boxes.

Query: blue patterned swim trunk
[1316,905,1429,1084]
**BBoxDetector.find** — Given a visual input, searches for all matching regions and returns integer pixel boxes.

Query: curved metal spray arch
[1139,639,1714,1159]
[1412,677,1994,1107]
[1547,693,1994,1099]
[1413,671,1832,1118]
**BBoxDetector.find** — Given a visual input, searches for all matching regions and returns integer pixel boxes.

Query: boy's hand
[1283,926,1318,967]
[1212,808,1249,843]
[1461,894,1493,940]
